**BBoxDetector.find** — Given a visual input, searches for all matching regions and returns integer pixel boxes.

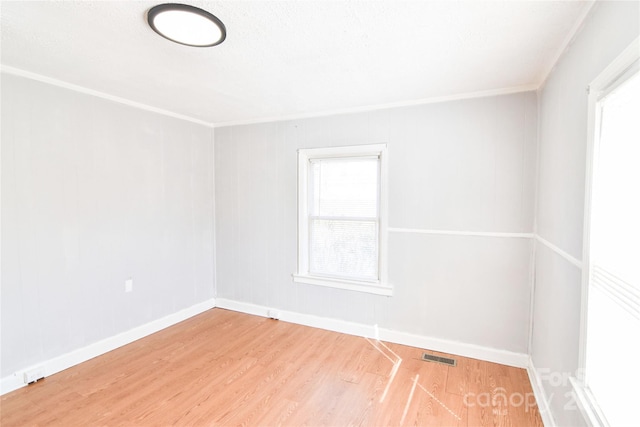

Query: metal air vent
[421,353,457,366]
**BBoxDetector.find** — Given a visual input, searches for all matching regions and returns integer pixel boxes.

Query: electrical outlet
[23,366,45,384]
[125,278,133,293]
[267,309,281,320]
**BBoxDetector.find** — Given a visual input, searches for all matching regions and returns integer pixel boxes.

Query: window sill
[292,274,393,296]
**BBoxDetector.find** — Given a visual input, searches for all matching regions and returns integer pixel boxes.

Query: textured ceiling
[1,1,592,125]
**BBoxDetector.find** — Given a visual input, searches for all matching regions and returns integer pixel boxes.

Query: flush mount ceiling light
[147,3,226,47]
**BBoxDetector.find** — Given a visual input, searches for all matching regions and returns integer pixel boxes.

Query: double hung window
[294,144,391,295]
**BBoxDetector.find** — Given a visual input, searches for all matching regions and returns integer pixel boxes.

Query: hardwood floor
[1,309,543,426]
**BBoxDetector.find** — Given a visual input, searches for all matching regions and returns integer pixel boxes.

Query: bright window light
[585,67,640,427]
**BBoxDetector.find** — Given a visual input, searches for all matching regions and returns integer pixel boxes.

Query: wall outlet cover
[23,366,45,384]
[267,309,281,320]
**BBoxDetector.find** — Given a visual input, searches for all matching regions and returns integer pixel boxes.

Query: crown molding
[212,84,539,128]
[1,65,215,128]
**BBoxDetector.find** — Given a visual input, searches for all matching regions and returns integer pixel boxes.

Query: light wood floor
[1,309,543,426]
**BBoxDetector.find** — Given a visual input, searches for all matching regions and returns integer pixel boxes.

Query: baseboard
[527,357,557,427]
[215,298,529,368]
[0,298,216,396]
[378,329,529,368]
[215,298,376,339]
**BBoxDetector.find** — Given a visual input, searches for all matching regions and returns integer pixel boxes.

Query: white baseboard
[378,329,529,368]
[527,357,557,427]
[215,298,529,368]
[0,298,216,396]
[215,298,376,339]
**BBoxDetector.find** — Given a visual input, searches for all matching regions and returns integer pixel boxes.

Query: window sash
[307,155,381,281]
[308,156,380,219]
[307,217,380,282]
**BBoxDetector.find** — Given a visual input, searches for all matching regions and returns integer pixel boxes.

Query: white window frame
[572,36,640,427]
[293,144,392,296]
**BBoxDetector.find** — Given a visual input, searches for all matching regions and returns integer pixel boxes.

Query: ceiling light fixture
[147,3,226,47]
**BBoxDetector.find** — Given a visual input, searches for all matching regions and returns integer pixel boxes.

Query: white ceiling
[1,0,592,126]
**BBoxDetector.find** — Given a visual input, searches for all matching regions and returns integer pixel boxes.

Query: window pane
[587,70,640,427]
[309,219,378,280]
[310,158,378,217]
[591,71,640,285]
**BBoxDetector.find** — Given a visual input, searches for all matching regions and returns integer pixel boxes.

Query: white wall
[532,1,639,425]
[215,92,537,356]
[1,74,215,380]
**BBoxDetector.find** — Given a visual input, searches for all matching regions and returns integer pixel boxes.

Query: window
[293,144,391,295]
[573,39,639,427]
